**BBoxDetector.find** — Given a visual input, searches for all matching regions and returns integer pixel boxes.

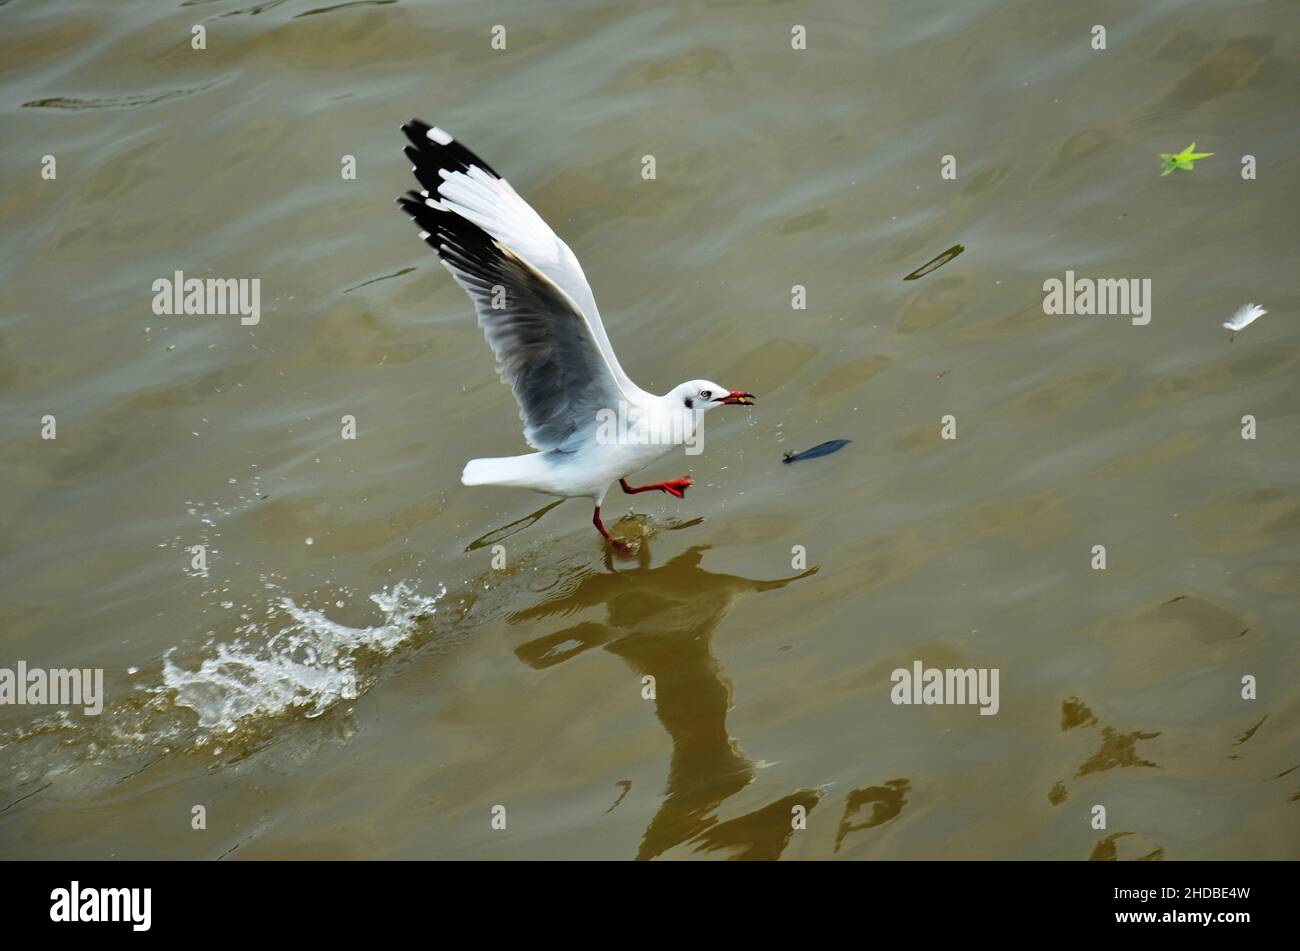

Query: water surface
[1,0,1298,859]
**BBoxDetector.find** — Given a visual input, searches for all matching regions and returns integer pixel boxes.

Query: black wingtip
[398,119,504,261]
[400,120,503,181]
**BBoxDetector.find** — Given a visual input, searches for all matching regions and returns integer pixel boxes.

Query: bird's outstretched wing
[397,120,651,404]
[398,129,629,451]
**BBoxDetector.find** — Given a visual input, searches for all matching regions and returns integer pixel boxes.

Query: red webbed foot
[620,476,693,499]
[659,476,692,498]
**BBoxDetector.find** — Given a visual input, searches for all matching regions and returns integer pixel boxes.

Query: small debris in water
[1223,302,1265,333]
[783,439,851,463]
[903,244,964,281]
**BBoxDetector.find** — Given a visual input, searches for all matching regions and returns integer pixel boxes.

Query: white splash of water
[160,581,444,734]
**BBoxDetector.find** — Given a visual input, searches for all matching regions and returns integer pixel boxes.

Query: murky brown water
[2,0,1298,860]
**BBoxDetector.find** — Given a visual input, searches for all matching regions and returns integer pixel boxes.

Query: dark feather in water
[782,439,851,463]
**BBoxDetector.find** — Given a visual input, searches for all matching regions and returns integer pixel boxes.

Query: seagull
[396,121,754,552]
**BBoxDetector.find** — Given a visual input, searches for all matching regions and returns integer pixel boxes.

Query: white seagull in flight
[396,121,755,552]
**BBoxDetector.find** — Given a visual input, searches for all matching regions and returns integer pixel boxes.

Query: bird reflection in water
[512,540,821,860]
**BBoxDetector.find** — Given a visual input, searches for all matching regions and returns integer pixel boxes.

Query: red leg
[619,475,693,499]
[593,505,631,552]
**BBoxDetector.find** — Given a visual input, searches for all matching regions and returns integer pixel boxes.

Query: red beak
[715,390,755,406]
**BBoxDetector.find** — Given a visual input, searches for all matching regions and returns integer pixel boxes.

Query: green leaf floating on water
[1159,142,1213,176]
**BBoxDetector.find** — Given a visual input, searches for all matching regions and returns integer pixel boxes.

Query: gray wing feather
[452,246,622,452]
[399,194,622,451]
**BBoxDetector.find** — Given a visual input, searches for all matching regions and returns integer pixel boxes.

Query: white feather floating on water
[1223,302,1266,332]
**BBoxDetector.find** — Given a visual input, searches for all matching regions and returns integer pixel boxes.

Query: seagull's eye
[700,390,712,399]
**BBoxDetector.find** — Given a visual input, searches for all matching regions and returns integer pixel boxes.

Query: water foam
[160,581,445,734]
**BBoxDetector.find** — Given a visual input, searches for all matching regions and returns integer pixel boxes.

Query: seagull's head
[674,380,755,413]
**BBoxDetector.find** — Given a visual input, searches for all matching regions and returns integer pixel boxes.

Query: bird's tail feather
[462,455,537,487]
